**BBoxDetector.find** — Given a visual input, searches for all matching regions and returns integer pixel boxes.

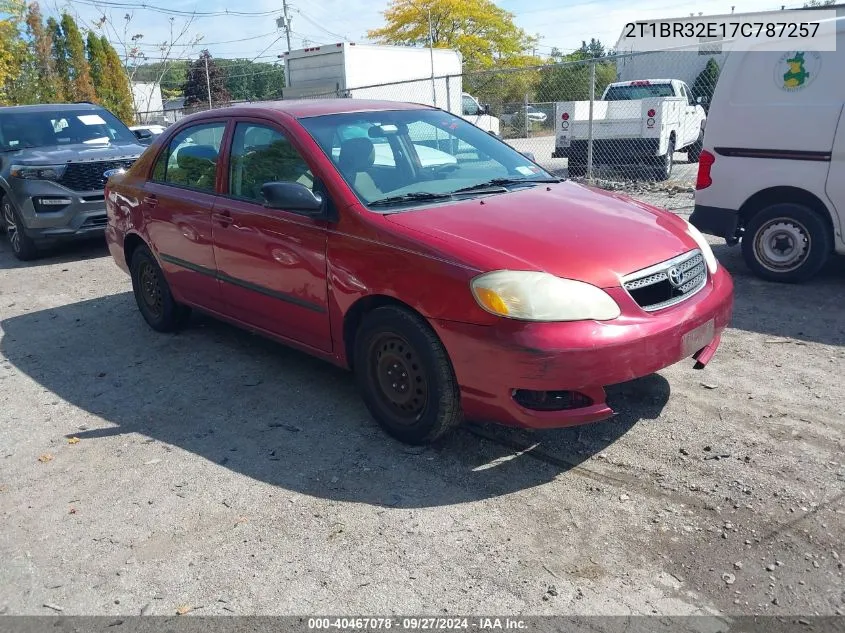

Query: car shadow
[711,242,845,347]
[0,293,671,509]
[0,235,109,269]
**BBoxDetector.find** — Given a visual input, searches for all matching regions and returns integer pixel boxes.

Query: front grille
[59,159,137,192]
[622,250,707,312]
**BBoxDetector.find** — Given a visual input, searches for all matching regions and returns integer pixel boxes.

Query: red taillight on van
[696,150,715,190]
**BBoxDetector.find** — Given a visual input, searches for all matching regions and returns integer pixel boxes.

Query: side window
[462,95,479,116]
[228,123,314,203]
[152,121,225,192]
[682,83,695,106]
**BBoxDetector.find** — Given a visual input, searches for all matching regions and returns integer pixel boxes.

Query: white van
[690,15,844,282]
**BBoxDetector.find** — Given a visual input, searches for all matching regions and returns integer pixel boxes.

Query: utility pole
[281,0,292,55]
[427,6,436,106]
[204,54,212,110]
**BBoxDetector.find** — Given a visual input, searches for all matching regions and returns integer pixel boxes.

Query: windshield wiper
[450,177,561,194]
[369,192,454,207]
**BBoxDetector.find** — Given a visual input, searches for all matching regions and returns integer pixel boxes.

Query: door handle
[214,209,233,227]
[143,194,158,208]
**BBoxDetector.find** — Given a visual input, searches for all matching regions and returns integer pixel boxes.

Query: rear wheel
[2,198,39,261]
[129,244,191,331]
[353,305,462,445]
[741,203,832,283]
[655,137,675,181]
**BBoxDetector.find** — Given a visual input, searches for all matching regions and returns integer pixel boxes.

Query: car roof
[0,102,105,114]
[191,98,437,120]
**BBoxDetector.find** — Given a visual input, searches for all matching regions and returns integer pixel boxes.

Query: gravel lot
[1,207,844,617]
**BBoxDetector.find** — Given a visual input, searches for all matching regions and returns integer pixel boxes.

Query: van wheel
[3,198,40,261]
[129,245,191,331]
[655,138,675,181]
[741,203,832,283]
[353,305,463,445]
[688,129,704,163]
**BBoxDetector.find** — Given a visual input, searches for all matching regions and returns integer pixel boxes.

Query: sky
[61,0,809,64]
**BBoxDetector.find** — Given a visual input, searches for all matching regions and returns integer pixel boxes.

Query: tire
[567,161,587,178]
[655,137,675,181]
[687,128,704,163]
[129,244,191,332]
[353,305,463,445]
[2,197,40,261]
[741,203,832,283]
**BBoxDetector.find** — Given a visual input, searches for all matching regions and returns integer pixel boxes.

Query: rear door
[143,119,228,310]
[211,117,332,352]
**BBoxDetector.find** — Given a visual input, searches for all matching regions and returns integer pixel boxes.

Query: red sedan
[105,100,734,445]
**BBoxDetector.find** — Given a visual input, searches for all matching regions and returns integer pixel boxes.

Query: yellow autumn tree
[0,0,27,105]
[367,0,536,70]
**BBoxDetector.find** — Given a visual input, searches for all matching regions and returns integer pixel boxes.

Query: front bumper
[433,267,734,429]
[6,178,108,244]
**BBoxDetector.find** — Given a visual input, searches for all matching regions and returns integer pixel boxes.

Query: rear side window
[152,122,226,192]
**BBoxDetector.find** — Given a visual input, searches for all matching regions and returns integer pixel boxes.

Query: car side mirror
[521,151,536,162]
[696,96,703,104]
[134,129,152,139]
[262,181,324,216]
[481,103,490,115]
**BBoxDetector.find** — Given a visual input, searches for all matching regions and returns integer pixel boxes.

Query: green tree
[367,0,536,69]
[803,0,834,6]
[692,58,721,110]
[0,0,27,105]
[48,16,71,100]
[61,13,96,101]
[24,2,61,102]
[101,36,134,123]
[182,50,230,107]
[535,41,616,103]
[86,32,108,102]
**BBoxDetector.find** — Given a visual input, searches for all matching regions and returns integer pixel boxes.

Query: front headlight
[471,271,621,322]
[9,164,67,181]
[685,221,719,274]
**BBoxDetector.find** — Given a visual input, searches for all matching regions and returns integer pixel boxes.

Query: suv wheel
[129,245,191,331]
[2,198,39,261]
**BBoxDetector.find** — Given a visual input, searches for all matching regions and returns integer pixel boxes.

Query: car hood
[3,142,144,165]
[384,181,697,288]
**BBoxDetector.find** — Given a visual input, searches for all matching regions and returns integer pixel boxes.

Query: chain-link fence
[135,50,722,212]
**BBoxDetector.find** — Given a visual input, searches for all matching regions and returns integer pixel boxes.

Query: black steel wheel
[129,244,191,332]
[354,305,462,445]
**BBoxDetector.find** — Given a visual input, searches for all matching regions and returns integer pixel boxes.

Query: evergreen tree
[692,58,721,110]
[60,13,96,101]
[25,2,61,102]
[182,50,230,108]
[48,16,70,100]
[101,36,135,124]
[87,32,108,102]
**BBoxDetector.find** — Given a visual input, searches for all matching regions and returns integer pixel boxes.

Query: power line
[290,7,351,42]
[70,0,281,18]
[110,30,280,49]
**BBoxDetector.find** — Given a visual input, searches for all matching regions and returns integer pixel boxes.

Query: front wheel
[741,203,832,283]
[2,198,39,261]
[129,244,191,331]
[353,305,463,445]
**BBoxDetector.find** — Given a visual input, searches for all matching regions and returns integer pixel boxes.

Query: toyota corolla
[104,100,734,445]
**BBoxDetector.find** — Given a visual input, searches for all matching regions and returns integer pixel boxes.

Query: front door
[212,119,331,352]
[825,111,845,247]
[143,120,228,309]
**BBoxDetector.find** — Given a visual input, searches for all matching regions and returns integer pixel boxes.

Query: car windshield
[0,109,137,150]
[298,109,556,211]
[604,84,675,100]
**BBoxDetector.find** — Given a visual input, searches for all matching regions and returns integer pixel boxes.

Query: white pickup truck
[553,79,707,180]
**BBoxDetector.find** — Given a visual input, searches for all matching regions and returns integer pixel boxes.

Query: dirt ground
[0,217,843,617]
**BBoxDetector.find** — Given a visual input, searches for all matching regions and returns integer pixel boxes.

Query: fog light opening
[512,389,593,412]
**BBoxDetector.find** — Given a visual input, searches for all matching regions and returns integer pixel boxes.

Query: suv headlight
[471,271,621,322]
[686,221,719,274]
[9,164,67,181]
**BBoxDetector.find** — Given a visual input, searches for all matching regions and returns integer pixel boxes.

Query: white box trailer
[282,43,500,135]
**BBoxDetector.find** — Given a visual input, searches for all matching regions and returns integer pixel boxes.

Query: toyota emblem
[667,266,685,288]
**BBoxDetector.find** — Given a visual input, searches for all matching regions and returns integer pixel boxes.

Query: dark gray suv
[0,103,145,260]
